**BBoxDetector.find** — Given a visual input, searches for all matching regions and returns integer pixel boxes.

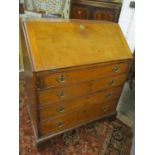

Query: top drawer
[36,61,130,90]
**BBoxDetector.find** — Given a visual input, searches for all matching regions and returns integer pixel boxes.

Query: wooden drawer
[70,5,90,19]
[38,74,126,106]
[92,6,121,22]
[36,62,129,90]
[39,86,122,121]
[39,99,117,136]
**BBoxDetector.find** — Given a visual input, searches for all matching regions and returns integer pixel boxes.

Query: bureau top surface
[23,19,132,71]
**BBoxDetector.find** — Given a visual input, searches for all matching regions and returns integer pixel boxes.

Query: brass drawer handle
[112,66,120,73]
[57,106,64,113]
[108,79,115,86]
[58,90,65,98]
[102,107,108,112]
[105,93,112,98]
[57,121,64,128]
[57,75,66,83]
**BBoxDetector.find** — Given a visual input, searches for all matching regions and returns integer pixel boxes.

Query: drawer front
[39,100,117,136]
[39,87,122,121]
[70,5,90,19]
[38,74,126,106]
[93,9,116,22]
[36,62,129,89]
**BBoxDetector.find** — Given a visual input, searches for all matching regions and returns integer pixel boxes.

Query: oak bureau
[20,19,132,146]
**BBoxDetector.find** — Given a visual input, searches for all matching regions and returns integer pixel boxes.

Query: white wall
[119,0,135,52]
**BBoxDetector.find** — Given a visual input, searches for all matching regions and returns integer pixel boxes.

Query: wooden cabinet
[21,19,132,146]
[70,0,122,22]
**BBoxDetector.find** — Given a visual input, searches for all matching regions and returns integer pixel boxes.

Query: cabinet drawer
[38,74,126,106]
[70,6,89,19]
[39,87,122,121]
[36,62,129,90]
[93,9,115,21]
[39,99,116,136]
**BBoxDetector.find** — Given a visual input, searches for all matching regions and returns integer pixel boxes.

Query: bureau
[20,19,132,146]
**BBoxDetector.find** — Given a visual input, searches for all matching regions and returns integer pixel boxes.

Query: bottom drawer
[39,99,117,137]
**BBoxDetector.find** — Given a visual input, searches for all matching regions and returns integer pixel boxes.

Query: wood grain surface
[24,19,132,71]
[38,74,126,106]
[36,61,129,89]
[39,99,117,136]
[38,86,122,121]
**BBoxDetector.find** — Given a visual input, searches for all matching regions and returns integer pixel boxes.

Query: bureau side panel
[20,21,39,140]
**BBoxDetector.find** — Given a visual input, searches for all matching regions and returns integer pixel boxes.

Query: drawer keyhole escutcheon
[112,66,120,73]
[57,75,66,83]
[58,90,65,98]
[109,79,115,86]
[57,122,64,128]
[105,93,112,98]
[80,24,85,30]
[57,106,64,113]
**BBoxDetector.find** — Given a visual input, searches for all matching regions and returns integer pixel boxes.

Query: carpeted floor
[19,79,132,155]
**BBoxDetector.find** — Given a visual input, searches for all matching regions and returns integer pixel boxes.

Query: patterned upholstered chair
[23,0,67,18]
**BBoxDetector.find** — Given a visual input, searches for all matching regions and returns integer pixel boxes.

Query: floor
[117,81,135,155]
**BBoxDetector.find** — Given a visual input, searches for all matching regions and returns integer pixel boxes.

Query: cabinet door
[70,6,89,19]
[93,8,120,22]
